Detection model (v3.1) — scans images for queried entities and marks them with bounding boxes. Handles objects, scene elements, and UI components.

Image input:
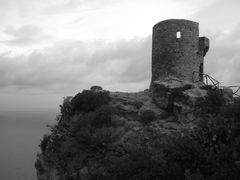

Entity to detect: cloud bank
[0,36,151,93]
[3,25,49,45]
[0,0,239,110]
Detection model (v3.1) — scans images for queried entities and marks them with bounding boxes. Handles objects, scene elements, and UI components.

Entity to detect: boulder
[151,78,208,122]
[138,99,167,119]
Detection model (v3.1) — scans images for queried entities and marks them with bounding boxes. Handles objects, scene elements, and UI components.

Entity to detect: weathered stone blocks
[150,19,209,89]
[150,19,210,121]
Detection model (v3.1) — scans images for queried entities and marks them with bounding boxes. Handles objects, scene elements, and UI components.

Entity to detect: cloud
[204,24,240,86]
[2,22,240,94]
[0,0,44,21]
[0,36,151,93]
[0,0,238,110]
[43,0,151,15]
[190,0,240,86]
[2,25,50,46]
[192,0,240,35]
[43,0,86,14]
[43,0,102,14]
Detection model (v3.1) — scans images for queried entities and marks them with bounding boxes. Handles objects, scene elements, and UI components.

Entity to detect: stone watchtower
[150,19,209,88]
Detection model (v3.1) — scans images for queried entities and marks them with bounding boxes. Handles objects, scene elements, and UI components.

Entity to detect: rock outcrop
[151,78,208,122]
[35,82,215,180]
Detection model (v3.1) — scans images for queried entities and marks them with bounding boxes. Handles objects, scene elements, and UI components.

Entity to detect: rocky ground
[35,79,240,180]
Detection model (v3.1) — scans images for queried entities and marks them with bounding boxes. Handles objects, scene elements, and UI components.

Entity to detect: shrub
[91,105,116,128]
[107,126,240,180]
[162,135,203,179]
[75,128,93,144]
[188,116,240,178]
[60,96,73,117]
[193,117,233,151]
[67,112,96,144]
[161,127,240,179]
[196,86,225,115]
[39,134,51,153]
[220,99,240,121]
[88,172,107,180]
[110,147,164,180]
[90,85,103,92]
[71,89,111,113]
[139,110,156,124]
[35,159,45,175]
[68,108,116,147]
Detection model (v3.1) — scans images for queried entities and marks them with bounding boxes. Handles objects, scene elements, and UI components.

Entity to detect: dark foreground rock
[35,84,240,180]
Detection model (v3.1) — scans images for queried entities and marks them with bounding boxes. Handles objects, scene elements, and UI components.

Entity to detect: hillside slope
[35,81,240,180]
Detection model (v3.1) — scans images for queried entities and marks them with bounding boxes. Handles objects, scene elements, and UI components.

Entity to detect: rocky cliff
[35,79,240,180]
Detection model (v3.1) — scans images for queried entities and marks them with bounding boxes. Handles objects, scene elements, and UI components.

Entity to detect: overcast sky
[0,0,240,110]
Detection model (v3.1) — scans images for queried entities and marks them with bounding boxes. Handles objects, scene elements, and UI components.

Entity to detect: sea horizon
[0,108,58,180]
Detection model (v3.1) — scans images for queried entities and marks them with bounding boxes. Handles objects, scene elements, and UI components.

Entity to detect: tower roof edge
[153,19,199,29]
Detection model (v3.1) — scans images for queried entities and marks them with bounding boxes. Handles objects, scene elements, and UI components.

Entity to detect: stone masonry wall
[150,19,209,88]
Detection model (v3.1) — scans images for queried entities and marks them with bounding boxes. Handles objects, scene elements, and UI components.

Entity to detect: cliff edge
[35,80,240,180]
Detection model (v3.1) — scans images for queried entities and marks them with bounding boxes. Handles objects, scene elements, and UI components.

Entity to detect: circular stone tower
[150,19,209,88]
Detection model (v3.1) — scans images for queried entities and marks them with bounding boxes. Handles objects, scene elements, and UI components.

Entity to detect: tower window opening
[176,31,181,38]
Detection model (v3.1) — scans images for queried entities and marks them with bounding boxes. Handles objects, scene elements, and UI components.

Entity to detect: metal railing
[220,86,240,97]
[192,71,240,97]
[192,71,220,88]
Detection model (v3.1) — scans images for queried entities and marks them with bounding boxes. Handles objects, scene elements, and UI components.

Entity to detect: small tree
[196,86,225,116]
[90,85,103,92]
[71,89,111,113]
[91,105,116,128]
[39,134,51,153]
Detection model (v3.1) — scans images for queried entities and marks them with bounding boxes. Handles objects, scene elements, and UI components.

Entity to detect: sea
[0,109,58,180]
